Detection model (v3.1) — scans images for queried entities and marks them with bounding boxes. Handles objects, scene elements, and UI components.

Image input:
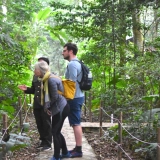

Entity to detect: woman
[34,61,71,160]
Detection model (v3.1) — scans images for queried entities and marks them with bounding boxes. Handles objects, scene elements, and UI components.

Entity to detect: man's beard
[64,55,70,61]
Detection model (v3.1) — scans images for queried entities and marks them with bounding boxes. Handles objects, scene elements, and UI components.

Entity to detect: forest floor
[6,114,42,160]
[5,112,144,160]
[81,114,142,160]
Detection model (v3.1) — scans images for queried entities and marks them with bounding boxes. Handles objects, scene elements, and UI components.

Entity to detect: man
[18,57,52,151]
[62,43,84,158]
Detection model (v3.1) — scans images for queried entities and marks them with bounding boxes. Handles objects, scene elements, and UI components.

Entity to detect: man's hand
[18,85,27,91]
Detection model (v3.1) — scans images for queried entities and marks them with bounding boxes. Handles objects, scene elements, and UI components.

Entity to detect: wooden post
[18,96,23,130]
[111,114,113,124]
[3,114,7,130]
[24,95,27,113]
[2,114,8,141]
[99,101,103,137]
[29,94,32,114]
[84,92,87,117]
[88,91,92,122]
[158,128,160,160]
[2,144,6,160]
[2,114,7,160]
[24,94,28,122]
[118,112,122,160]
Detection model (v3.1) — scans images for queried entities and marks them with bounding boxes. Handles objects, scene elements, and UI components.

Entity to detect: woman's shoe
[50,156,61,160]
[60,151,71,158]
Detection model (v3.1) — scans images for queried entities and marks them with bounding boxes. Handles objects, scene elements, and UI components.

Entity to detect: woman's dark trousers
[52,104,70,159]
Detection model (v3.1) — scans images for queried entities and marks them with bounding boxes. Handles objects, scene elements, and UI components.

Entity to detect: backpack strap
[69,59,82,81]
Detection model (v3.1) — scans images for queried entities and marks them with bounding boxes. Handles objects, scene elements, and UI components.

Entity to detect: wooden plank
[81,122,118,128]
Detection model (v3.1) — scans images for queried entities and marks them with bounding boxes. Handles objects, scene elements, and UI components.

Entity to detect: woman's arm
[48,78,59,105]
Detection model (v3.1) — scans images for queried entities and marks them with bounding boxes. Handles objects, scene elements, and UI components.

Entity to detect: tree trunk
[153,1,159,39]
[132,10,143,57]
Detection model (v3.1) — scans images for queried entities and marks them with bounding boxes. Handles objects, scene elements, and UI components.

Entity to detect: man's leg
[68,97,84,157]
[41,109,52,148]
[33,109,45,144]
[73,125,82,146]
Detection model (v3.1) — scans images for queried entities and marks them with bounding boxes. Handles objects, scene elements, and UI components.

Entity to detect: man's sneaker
[50,156,61,160]
[36,144,43,149]
[70,151,83,158]
[60,151,71,158]
[40,146,52,151]
[35,141,41,145]
[36,141,45,149]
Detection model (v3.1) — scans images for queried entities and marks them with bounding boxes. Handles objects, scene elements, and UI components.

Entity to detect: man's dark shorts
[67,97,84,126]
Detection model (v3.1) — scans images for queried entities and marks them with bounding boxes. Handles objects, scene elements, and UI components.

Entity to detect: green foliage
[142,108,160,123]
[6,0,43,22]
[10,144,27,152]
[48,1,160,159]
[32,7,51,21]
[142,95,159,101]
[0,0,159,159]
[0,1,48,128]
[135,143,157,160]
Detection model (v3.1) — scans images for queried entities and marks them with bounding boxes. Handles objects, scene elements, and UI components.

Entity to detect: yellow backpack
[49,75,76,100]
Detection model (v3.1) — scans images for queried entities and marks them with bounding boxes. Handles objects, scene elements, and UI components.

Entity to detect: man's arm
[67,63,78,82]
[18,82,35,94]
[18,76,36,94]
[24,81,35,94]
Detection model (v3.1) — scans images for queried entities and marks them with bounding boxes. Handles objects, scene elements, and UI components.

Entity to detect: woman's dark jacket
[24,76,42,109]
[48,76,67,116]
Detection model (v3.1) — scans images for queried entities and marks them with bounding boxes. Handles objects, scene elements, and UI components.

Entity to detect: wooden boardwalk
[35,119,117,160]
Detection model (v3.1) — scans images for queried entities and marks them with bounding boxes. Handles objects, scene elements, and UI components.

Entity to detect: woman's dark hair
[64,42,78,55]
[38,57,50,65]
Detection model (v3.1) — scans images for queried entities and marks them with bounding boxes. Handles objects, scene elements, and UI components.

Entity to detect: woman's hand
[44,108,52,116]
[44,102,52,116]
[44,101,50,109]
[46,109,52,116]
